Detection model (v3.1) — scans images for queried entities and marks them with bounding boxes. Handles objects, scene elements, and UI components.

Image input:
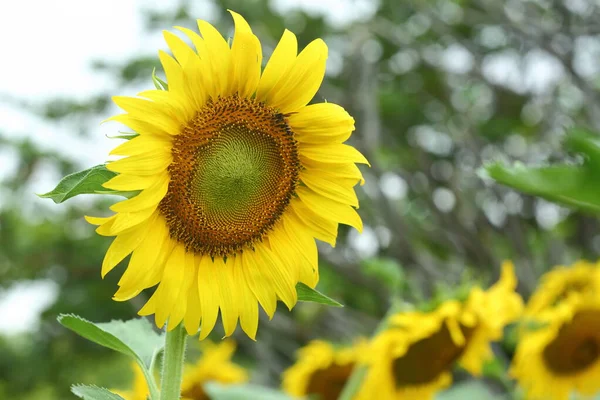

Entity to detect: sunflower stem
[338,301,403,400]
[160,322,187,400]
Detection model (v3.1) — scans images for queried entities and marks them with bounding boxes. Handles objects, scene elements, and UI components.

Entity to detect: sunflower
[86,10,367,340]
[511,294,600,400]
[282,339,365,400]
[180,340,248,400]
[525,260,600,316]
[356,262,523,400]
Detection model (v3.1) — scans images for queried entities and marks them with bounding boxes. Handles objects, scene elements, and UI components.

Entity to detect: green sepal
[152,67,168,91]
[296,282,343,307]
[38,165,138,203]
[106,131,139,140]
[71,385,125,400]
[484,129,600,214]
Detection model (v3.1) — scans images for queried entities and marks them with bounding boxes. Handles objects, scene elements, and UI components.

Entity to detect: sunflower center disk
[392,320,474,388]
[543,310,600,375]
[305,363,354,400]
[160,95,299,258]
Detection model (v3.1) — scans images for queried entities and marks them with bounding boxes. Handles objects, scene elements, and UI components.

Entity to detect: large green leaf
[296,282,343,307]
[204,383,298,400]
[71,385,125,400]
[58,314,164,370]
[38,164,127,203]
[485,129,600,214]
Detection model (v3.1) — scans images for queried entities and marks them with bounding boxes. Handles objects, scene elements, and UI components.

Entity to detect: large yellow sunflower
[356,262,523,400]
[511,294,600,400]
[282,339,365,400]
[86,11,367,340]
[113,341,246,400]
[525,260,600,316]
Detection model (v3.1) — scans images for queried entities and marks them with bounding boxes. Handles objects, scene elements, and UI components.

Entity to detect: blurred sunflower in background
[86,10,367,340]
[356,262,522,400]
[525,260,600,316]
[112,341,246,400]
[282,339,365,400]
[180,340,247,400]
[511,294,600,400]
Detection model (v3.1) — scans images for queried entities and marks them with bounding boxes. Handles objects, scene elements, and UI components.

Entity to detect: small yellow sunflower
[356,262,523,400]
[113,341,246,400]
[511,294,600,400]
[180,340,248,400]
[112,362,149,400]
[525,260,600,316]
[282,339,365,400]
[86,10,367,339]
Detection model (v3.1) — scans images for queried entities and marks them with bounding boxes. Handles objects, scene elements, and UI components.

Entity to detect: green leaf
[71,385,125,400]
[38,165,118,203]
[436,381,502,400]
[58,314,164,370]
[204,383,298,400]
[296,282,343,307]
[484,129,600,214]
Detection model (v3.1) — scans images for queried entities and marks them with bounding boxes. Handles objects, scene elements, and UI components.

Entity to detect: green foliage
[38,165,120,203]
[71,385,125,400]
[204,383,297,400]
[296,283,343,307]
[486,130,600,214]
[58,315,164,370]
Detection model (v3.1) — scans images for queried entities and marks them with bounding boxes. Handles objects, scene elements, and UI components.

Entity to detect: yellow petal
[289,199,338,246]
[300,170,359,207]
[197,19,231,95]
[106,113,180,137]
[256,245,297,310]
[110,173,169,212]
[198,255,220,340]
[101,215,155,277]
[84,215,113,226]
[103,173,158,191]
[167,250,196,331]
[242,250,277,318]
[296,186,363,233]
[115,215,169,293]
[228,11,262,98]
[112,96,188,126]
[163,31,208,110]
[288,103,354,144]
[233,256,258,339]
[106,206,158,236]
[302,159,365,185]
[155,245,187,328]
[213,257,239,337]
[281,216,319,287]
[107,150,172,176]
[299,143,370,166]
[184,265,202,336]
[256,29,297,103]
[265,39,327,113]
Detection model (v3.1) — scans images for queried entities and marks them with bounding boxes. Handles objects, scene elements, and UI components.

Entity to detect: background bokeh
[2,0,600,398]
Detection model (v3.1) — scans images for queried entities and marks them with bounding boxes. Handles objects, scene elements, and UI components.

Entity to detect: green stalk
[338,302,403,400]
[159,323,187,400]
[141,364,160,400]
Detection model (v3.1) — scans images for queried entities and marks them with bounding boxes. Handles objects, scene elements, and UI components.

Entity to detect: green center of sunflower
[305,362,354,400]
[392,320,474,387]
[543,309,600,375]
[159,95,299,258]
